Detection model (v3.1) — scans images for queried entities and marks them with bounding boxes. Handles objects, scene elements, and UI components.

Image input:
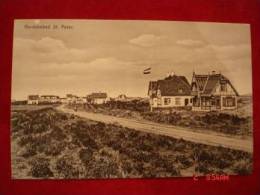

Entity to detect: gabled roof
[192,72,239,96]
[149,75,191,96]
[88,92,107,99]
[41,95,59,98]
[193,75,208,91]
[28,95,39,100]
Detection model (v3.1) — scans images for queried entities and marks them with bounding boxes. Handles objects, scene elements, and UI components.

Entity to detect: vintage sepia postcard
[11,19,253,179]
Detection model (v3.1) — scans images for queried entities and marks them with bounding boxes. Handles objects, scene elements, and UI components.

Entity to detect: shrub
[131,162,144,174]
[106,140,122,151]
[17,135,34,146]
[121,160,133,174]
[56,157,80,178]
[175,154,193,168]
[215,158,232,169]
[79,148,93,164]
[23,121,49,134]
[198,150,215,162]
[196,162,211,174]
[80,136,98,149]
[85,156,121,178]
[30,158,53,178]
[49,126,67,141]
[58,113,68,120]
[232,160,252,175]
[174,139,188,151]
[44,142,66,156]
[21,143,37,158]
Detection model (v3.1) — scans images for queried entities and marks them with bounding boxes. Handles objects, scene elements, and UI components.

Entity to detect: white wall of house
[60,98,68,104]
[93,98,107,104]
[27,100,39,105]
[39,97,60,104]
[213,82,237,96]
[67,96,78,104]
[191,95,237,111]
[150,96,192,108]
[75,97,86,104]
[213,82,238,110]
[221,96,237,110]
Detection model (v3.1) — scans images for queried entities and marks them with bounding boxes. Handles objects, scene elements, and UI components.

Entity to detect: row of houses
[27,95,60,105]
[148,71,239,111]
[27,93,109,105]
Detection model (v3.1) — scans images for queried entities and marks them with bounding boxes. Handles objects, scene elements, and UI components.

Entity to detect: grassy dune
[69,97,252,137]
[11,107,252,179]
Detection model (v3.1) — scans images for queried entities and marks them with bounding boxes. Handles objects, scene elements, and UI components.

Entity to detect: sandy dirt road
[57,106,253,153]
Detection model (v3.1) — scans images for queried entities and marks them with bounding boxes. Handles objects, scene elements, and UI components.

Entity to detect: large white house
[27,95,39,105]
[39,95,60,104]
[148,75,192,110]
[66,94,79,104]
[87,92,108,104]
[27,94,61,104]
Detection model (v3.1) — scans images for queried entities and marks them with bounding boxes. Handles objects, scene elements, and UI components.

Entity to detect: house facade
[39,95,60,104]
[148,75,192,110]
[87,92,108,104]
[191,71,239,111]
[66,94,79,104]
[60,97,67,104]
[27,95,61,105]
[75,97,87,104]
[27,95,39,104]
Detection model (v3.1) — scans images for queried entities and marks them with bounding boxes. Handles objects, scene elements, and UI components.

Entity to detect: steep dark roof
[149,75,191,96]
[203,74,222,94]
[88,92,107,99]
[194,75,208,91]
[28,95,39,100]
[41,95,59,98]
[193,73,239,96]
[178,76,190,87]
[148,81,158,91]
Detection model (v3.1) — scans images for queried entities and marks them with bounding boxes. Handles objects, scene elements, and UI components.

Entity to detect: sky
[12,20,252,100]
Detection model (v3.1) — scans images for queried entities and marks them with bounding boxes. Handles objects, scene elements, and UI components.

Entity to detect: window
[164,98,171,105]
[178,88,183,93]
[175,97,181,105]
[192,85,196,91]
[223,97,235,107]
[157,89,161,96]
[193,97,200,107]
[185,98,189,106]
[157,98,162,106]
[220,83,227,92]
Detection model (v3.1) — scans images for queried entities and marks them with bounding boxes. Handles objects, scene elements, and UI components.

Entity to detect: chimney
[212,70,216,75]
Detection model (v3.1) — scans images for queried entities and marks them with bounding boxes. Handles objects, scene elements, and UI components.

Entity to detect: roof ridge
[176,76,191,89]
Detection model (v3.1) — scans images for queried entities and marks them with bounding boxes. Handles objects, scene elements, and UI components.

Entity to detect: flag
[143,67,151,74]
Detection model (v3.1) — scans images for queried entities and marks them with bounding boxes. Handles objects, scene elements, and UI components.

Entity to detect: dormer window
[178,88,183,93]
[192,84,196,91]
[157,89,161,96]
[220,83,227,92]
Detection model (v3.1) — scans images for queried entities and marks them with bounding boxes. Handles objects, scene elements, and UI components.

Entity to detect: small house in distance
[148,75,192,110]
[40,95,60,104]
[27,95,39,104]
[87,92,108,104]
[191,71,239,111]
[115,94,127,101]
[66,94,78,104]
